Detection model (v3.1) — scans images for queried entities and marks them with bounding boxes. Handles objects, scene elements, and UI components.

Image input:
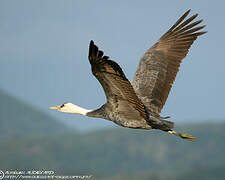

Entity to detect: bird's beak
[49,106,60,110]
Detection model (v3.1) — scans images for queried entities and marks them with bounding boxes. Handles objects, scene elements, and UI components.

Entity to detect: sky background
[0,0,224,131]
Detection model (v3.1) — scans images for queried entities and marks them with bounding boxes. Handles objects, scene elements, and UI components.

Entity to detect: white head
[49,102,92,116]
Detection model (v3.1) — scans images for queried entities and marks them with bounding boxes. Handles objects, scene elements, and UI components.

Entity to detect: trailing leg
[167,130,196,141]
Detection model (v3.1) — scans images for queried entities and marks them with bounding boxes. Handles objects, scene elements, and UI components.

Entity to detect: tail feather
[168,130,196,141]
[148,116,174,130]
[161,119,174,129]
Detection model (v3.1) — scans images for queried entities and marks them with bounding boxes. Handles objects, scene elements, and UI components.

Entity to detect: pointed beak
[49,106,60,110]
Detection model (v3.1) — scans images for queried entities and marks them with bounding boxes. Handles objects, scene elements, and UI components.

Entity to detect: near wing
[131,9,207,114]
[89,40,146,119]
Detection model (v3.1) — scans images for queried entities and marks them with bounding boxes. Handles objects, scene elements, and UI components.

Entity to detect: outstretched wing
[131,9,207,114]
[88,40,146,119]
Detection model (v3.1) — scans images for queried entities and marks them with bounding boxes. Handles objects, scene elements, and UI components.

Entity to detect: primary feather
[131,9,206,114]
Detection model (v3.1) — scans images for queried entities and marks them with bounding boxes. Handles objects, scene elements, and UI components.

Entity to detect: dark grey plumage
[52,10,207,141]
[87,40,174,131]
[88,40,150,129]
[131,9,206,115]
[87,10,206,141]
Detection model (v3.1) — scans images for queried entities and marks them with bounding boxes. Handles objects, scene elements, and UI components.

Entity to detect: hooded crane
[50,10,206,141]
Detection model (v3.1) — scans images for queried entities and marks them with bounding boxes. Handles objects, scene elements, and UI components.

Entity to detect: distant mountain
[0,121,225,180]
[0,90,70,137]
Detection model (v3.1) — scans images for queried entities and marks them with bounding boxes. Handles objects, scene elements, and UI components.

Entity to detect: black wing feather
[88,40,147,119]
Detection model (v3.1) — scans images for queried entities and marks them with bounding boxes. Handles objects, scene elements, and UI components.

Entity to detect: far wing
[131,9,207,114]
[89,40,146,119]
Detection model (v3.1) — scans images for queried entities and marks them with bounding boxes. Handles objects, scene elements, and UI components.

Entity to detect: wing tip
[89,40,94,49]
[186,9,191,15]
[198,31,208,35]
[90,40,94,45]
[192,13,199,19]
[89,40,98,60]
[183,9,192,18]
[89,40,107,61]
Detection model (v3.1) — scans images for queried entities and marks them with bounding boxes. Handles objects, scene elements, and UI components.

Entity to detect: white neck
[60,103,93,116]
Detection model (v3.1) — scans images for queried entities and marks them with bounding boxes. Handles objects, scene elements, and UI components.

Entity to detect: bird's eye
[60,104,65,108]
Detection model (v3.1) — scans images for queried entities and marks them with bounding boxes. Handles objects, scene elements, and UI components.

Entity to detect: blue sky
[0,0,224,130]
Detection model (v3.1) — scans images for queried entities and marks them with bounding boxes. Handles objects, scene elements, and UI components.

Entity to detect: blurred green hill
[0,90,224,179]
[0,90,70,137]
[1,124,225,179]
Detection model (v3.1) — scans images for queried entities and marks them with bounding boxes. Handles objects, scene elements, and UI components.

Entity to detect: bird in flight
[50,9,206,141]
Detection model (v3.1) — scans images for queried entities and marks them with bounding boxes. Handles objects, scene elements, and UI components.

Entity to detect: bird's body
[87,104,151,129]
[50,10,206,141]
